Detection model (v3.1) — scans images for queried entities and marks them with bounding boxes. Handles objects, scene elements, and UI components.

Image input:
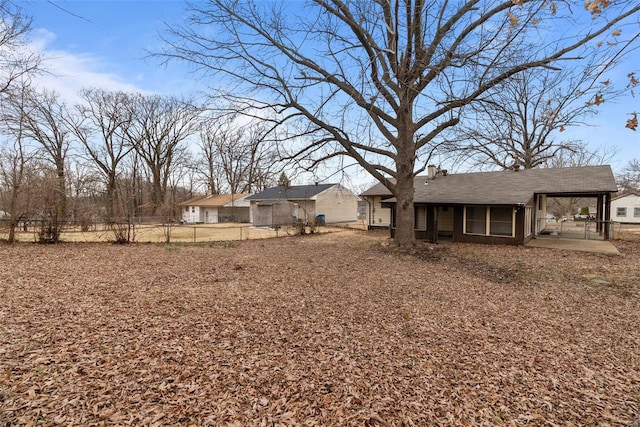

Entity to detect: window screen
[490,207,513,236]
[466,206,486,234]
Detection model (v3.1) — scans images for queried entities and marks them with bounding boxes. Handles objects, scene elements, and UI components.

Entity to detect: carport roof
[361,165,617,205]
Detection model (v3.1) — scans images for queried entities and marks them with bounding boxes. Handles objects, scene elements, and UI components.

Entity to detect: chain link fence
[0,218,356,243]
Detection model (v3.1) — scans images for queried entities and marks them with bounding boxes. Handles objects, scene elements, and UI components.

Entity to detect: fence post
[558,220,562,239]
[584,221,588,240]
[193,226,196,243]
[239,226,242,241]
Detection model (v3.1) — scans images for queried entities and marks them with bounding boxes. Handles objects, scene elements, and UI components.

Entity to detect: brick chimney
[427,165,438,179]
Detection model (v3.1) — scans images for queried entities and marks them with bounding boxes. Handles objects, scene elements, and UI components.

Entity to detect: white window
[635,207,640,218]
[616,207,627,217]
[464,206,515,237]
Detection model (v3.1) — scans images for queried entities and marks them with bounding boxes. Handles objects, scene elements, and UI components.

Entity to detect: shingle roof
[612,192,640,201]
[361,166,617,205]
[178,193,249,207]
[245,184,337,201]
[177,195,208,206]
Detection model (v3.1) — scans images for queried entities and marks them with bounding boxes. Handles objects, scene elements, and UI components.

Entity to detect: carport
[535,190,613,240]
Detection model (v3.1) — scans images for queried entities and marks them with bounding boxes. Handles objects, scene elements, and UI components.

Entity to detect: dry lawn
[4,222,368,243]
[1,230,639,426]
[5,223,303,244]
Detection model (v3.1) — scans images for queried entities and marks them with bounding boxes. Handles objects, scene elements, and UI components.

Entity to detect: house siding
[182,206,199,223]
[611,194,640,223]
[203,207,219,223]
[315,186,358,223]
[534,194,547,235]
[294,200,316,223]
[365,196,391,228]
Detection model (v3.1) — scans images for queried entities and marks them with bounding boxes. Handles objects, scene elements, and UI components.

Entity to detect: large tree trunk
[393,168,416,247]
[106,175,116,221]
[393,110,417,247]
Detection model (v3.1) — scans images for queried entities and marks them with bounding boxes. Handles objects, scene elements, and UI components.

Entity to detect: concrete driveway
[525,236,620,255]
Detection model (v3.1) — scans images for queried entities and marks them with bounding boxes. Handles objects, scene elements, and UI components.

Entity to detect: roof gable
[612,192,640,202]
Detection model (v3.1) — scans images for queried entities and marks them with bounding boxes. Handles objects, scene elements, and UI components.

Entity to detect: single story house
[361,165,617,245]
[177,193,250,224]
[246,183,358,227]
[611,193,640,223]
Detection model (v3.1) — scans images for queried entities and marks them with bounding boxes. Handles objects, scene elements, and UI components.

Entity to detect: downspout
[532,194,539,237]
[604,193,612,240]
[364,197,372,229]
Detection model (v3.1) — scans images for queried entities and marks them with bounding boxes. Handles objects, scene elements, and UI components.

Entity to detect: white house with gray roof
[611,193,640,224]
[246,183,358,227]
[361,165,617,245]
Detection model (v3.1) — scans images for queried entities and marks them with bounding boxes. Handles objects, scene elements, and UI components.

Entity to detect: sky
[22,0,196,98]
[16,0,640,185]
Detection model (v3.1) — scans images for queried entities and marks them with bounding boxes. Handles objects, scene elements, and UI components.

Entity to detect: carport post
[596,194,603,235]
[604,193,612,240]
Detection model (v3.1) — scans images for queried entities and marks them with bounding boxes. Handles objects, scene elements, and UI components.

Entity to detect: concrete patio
[525,236,620,255]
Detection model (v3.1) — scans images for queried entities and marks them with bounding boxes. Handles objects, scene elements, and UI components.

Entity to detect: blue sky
[18,0,640,181]
[23,0,196,97]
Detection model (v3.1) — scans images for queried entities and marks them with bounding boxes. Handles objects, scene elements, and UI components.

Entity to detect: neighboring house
[611,193,640,223]
[177,193,250,224]
[246,183,358,227]
[361,165,617,245]
[360,185,392,229]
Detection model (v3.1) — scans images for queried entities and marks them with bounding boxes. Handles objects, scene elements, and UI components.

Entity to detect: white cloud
[27,29,147,104]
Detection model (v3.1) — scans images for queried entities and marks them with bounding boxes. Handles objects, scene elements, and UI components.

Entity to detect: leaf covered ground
[1,230,639,426]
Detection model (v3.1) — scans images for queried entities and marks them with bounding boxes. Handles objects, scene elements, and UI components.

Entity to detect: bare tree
[66,159,102,231]
[0,80,36,242]
[0,1,40,95]
[542,144,618,169]
[162,0,640,246]
[71,88,135,221]
[197,115,277,194]
[617,159,640,194]
[455,44,638,171]
[125,93,200,215]
[19,89,72,242]
[196,116,228,195]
